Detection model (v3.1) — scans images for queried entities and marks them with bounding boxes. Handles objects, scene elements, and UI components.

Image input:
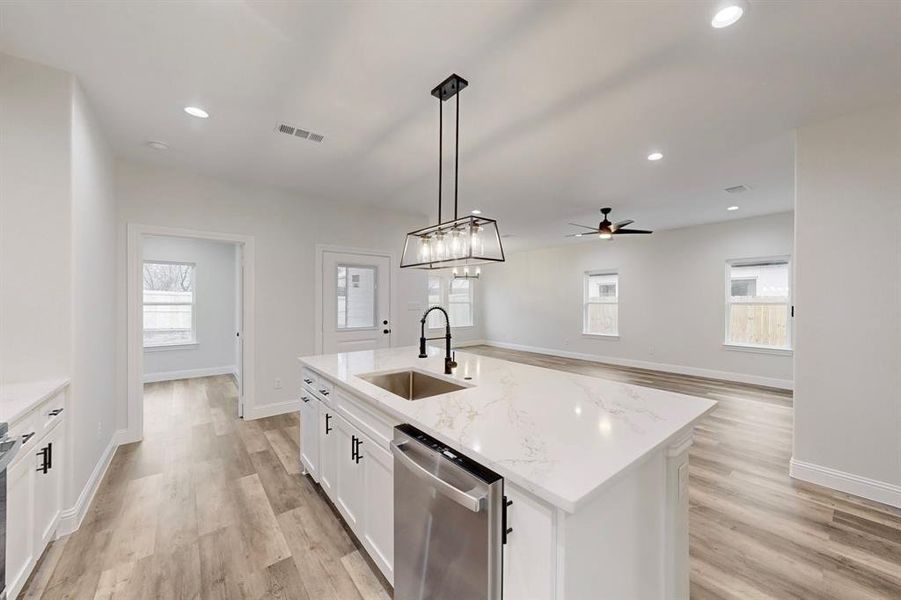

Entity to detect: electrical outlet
[274,378,282,390]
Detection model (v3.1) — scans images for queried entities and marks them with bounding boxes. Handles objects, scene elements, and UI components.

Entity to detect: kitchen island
[298,346,715,599]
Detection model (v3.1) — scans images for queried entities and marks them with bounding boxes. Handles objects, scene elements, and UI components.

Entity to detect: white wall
[142,235,237,382]
[115,161,433,425]
[792,102,901,507]
[70,80,118,508]
[479,212,795,388]
[0,54,72,382]
[1,54,118,520]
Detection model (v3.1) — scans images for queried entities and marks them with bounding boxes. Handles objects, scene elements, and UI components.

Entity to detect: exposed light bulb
[599,232,613,240]
[711,0,747,28]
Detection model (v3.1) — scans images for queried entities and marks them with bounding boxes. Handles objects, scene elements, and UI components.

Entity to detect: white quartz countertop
[299,346,716,513]
[0,378,70,425]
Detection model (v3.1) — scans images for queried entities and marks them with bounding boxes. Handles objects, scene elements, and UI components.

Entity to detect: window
[726,258,791,349]
[427,275,474,328]
[583,271,618,336]
[143,261,196,347]
[337,265,376,329]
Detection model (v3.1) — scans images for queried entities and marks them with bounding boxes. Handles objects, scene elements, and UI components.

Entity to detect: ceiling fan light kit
[400,74,505,270]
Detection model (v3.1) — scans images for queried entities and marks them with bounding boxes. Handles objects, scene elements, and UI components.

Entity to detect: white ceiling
[2,1,900,249]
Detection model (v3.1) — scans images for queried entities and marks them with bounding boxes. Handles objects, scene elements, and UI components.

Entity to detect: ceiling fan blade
[565,230,598,237]
[612,219,633,231]
[568,222,601,231]
[613,228,653,235]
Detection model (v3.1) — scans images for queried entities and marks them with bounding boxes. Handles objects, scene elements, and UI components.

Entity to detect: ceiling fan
[566,208,653,240]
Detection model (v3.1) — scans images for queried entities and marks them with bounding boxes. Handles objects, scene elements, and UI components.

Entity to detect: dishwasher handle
[391,440,486,513]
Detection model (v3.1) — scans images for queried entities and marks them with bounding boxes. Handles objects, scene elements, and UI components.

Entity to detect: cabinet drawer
[301,367,319,392]
[333,387,397,449]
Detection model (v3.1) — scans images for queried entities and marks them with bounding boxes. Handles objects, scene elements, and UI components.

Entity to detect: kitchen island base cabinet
[298,395,319,480]
[300,353,704,600]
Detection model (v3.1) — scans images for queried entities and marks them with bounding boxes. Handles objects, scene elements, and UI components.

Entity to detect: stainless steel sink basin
[358,370,467,401]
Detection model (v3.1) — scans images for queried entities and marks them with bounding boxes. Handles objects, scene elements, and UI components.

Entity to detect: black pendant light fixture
[400,74,505,270]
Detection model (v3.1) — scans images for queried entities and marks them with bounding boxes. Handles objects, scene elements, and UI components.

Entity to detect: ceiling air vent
[275,122,324,144]
[724,184,750,194]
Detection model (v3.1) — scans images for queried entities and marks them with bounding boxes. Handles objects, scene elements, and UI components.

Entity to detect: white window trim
[427,275,475,330]
[724,255,792,351]
[583,269,619,338]
[142,260,198,349]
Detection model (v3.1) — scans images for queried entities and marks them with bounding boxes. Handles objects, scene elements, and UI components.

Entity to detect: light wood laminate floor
[22,347,901,599]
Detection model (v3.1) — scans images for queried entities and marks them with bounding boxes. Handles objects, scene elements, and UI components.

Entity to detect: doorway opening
[126,224,255,443]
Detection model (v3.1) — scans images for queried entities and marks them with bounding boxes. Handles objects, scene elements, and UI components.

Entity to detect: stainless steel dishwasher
[391,424,506,600]
[0,423,22,600]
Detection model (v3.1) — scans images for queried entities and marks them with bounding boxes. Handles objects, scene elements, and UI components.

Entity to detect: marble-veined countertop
[299,346,716,513]
[0,378,70,426]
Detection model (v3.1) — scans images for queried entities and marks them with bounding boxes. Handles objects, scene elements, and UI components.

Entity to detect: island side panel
[561,450,670,600]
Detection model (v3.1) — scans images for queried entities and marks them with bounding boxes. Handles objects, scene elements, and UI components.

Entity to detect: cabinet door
[362,439,394,583]
[318,407,337,499]
[502,484,556,600]
[6,452,35,599]
[33,423,64,550]
[334,415,365,532]
[299,395,319,481]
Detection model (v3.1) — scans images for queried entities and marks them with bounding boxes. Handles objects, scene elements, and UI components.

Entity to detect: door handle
[390,441,485,512]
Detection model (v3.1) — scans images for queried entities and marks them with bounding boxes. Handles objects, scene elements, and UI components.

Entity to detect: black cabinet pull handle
[354,437,363,464]
[325,413,332,434]
[36,446,49,474]
[48,408,64,417]
[351,435,358,461]
[301,396,310,403]
[303,378,313,384]
[319,389,330,396]
[48,441,53,470]
[22,431,35,444]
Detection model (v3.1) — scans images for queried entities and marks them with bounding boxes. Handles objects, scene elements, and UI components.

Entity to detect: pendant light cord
[438,98,443,224]
[454,90,459,221]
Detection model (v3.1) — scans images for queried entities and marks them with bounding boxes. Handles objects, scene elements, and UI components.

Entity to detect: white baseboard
[57,428,126,536]
[479,340,794,390]
[244,399,299,421]
[143,365,237,383]
[452,339,488,348]
[790,458,901,509]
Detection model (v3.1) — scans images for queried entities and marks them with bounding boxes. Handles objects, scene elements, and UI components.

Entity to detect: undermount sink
[358,369,467,401]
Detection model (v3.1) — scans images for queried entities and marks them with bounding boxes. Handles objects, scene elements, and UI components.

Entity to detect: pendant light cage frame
[400,215,504,270]
[400,73,506,270]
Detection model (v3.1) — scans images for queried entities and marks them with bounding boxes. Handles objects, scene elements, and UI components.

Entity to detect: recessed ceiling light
[184,106,209,119]
[146,140,169,151]
[471,209,482,215]
[711,0,747,28]
[727,205,740,211]
[647,152,663,161]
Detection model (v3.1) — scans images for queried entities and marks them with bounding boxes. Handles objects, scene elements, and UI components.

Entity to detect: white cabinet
[318,405,338,500]
[334,415,365,532]
[298,394,319,481]
[502,483,556,600]
[33,422,65,550]
[5,452,35,598]
[5,387,67,600]
[361,438,394,581]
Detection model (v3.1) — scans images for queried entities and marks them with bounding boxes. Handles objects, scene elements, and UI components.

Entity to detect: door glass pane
[337,265,376,329]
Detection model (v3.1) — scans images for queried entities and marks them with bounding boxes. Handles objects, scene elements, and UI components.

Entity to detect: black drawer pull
[301,396,310,403]
[21,431,35,444]
[319,389,330,396]
[48,408,64,417]
[303,378,313,384]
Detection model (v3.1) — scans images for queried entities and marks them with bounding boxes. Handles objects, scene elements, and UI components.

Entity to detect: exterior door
[322,250,391,354]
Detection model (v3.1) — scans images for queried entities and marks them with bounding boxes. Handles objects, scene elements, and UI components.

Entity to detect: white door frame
[126,223,255,444]
[315,244,395,354]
